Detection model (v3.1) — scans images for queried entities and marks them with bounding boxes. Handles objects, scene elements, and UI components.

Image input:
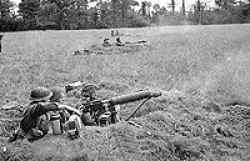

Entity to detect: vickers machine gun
[78,90,161,126]
[65,82,161,126]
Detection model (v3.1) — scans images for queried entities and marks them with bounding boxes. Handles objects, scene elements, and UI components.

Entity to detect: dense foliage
[189,0,250,25]
[0,0,250,31]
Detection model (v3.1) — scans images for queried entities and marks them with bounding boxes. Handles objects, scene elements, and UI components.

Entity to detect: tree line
[1,0,250,32]
[189,0,250,25]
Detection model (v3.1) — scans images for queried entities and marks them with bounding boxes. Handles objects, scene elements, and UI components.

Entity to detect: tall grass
[1,25,250,105]
[1,24,250,161]
[200,52,250,105]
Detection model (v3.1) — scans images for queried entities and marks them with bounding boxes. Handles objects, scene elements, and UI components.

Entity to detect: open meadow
[1,24,250,161]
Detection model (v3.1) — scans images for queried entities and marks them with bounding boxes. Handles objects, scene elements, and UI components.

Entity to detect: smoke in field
[155,15,193,26]
[198,52,250,105]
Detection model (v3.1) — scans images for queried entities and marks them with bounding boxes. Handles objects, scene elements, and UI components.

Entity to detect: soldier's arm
[33,102,60,117]
[58,104,81,116]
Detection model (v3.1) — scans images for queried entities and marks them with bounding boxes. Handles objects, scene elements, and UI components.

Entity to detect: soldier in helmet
[50,87,69,126]
[77,84,97,126]
[9,87,80,142]
[115,37,125,46]
[103,38,112,47]
[49,87,82,139]
[78,84,120,126]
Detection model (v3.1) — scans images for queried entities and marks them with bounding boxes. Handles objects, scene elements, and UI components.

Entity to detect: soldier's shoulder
[38,101,55,105]
[28,102,57,110]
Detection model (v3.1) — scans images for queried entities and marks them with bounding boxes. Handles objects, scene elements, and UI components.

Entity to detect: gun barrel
[109,91,161,105]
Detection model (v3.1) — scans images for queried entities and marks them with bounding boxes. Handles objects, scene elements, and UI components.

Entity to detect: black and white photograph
[1,0,250,160]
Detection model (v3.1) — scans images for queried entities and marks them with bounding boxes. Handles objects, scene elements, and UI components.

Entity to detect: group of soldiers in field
[3,29,151,143]
[103,30,125,47]
[8,84,120,142]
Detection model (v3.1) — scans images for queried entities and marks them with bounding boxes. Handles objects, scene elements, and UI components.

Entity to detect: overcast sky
[11,0,215,11]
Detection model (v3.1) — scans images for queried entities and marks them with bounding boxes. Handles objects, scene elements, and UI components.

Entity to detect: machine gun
[79,90,161,126]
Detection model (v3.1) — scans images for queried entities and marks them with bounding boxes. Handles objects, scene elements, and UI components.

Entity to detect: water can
[50,114,62,135]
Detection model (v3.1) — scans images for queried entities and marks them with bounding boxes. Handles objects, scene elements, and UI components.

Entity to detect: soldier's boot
[26,128,44,142]
[8,129,25,143]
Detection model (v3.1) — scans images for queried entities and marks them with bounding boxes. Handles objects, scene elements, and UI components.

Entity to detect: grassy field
[1,24,250,161]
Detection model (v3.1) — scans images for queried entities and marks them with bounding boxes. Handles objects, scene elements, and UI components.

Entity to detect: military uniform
[49,87,81,139]
[78,98,97,126]
[20,101,59,141]
[9,87,60,142]
[78,84,120,126]
[78,85,97,126]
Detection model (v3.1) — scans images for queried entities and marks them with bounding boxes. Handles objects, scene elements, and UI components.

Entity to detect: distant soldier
[103,38,112,47]
[115,30,119,36]
[111,30,119,37]
[116,37,125,46]
[0,35,3,53]
[111,30,115,37]
[8,87,80,142]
